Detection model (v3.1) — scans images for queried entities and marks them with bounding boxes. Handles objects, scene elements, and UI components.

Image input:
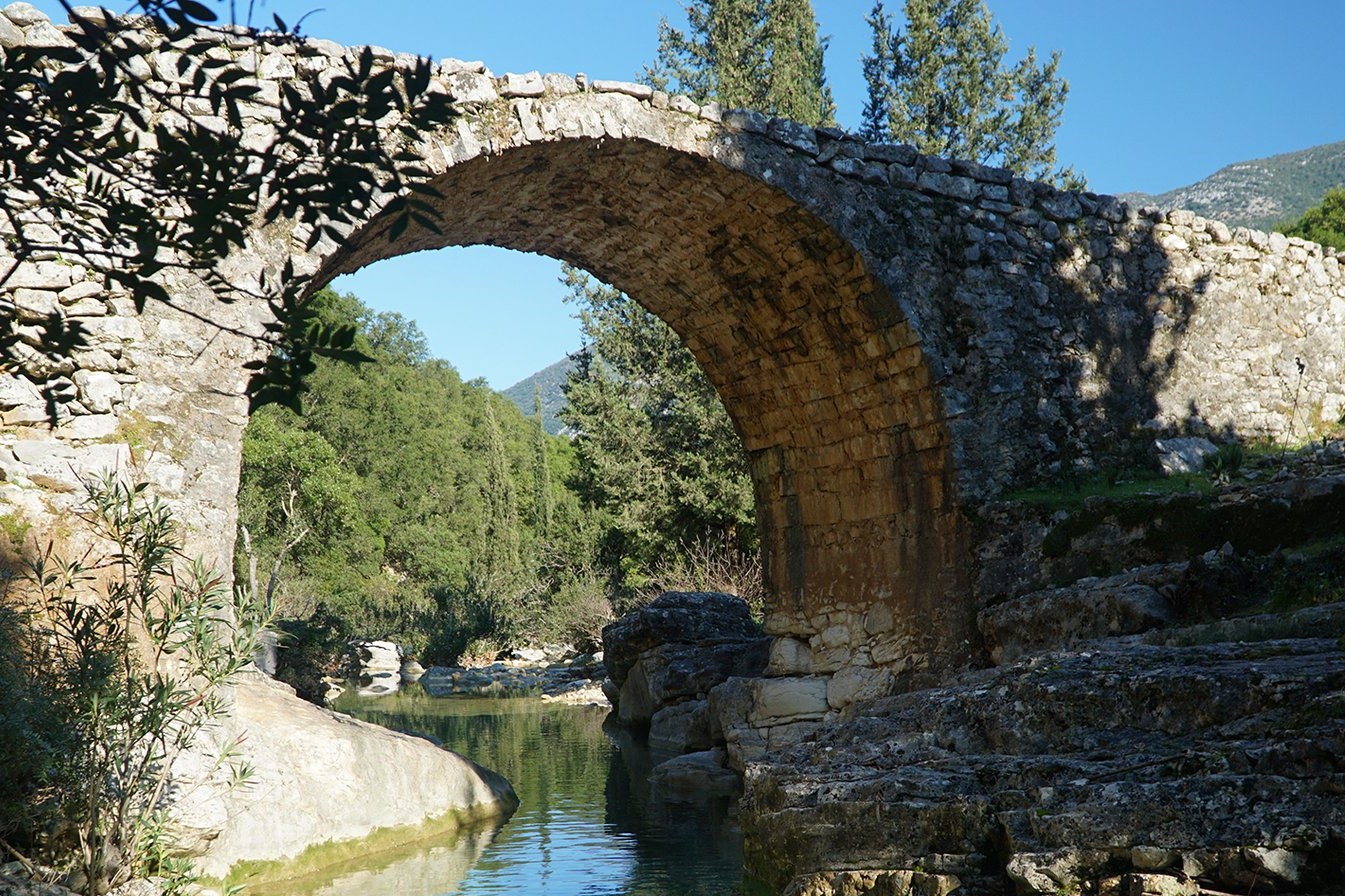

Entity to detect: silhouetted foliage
[1,0,457,412]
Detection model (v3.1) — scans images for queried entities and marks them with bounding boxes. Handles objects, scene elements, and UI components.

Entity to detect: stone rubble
[416,649,607,703]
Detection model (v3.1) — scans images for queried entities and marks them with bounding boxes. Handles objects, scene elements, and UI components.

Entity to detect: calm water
[252,690,765,896]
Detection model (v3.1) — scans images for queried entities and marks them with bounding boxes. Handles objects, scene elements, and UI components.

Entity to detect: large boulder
[648,748,741,798]
[617,637,771,726]
[649,700,713,755]
[602,591,762,686]
[977,573,1172,664]
[170,671,518,879]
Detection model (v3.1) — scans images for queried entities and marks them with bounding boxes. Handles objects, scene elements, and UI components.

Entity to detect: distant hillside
[1120,140,1345,231]
[502,354,579,435]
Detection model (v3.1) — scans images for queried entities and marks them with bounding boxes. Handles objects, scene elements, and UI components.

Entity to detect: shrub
[1206,442,1245,482]
[7,475,264,895]
[638,533,765,618]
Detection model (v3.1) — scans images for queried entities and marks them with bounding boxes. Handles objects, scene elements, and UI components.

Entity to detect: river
[245,689,767,896]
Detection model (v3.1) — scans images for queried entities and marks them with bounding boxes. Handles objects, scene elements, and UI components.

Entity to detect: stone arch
[24,23,1345,685]
[309,121,970,669]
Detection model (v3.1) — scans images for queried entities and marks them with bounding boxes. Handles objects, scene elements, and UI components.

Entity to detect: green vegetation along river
[247,690,765,896]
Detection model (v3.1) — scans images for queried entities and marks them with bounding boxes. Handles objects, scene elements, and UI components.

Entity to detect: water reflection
[243,826,498,896]
[292,690,764,896]
[603,719,747,896]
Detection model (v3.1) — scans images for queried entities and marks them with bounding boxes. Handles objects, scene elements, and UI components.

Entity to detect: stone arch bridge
[4,10,1345,692]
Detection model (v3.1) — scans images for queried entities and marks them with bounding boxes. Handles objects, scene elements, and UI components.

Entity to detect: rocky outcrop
[978,565,1177,664]
[616,639,772,727]
[602,591,764,686]
[348,639,403,696]
[602,591,770,729]
[648,749,741,798]
[975,462,1345,605]
[170,672,518,880]
[602,591,771,791]
[741,618,1345,895]
[418,649,605,700]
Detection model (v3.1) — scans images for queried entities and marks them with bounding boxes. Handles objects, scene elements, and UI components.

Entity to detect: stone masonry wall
[3,3,1345,709]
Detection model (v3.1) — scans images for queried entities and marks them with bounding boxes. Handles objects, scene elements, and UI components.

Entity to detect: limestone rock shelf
[741,629,1345,895]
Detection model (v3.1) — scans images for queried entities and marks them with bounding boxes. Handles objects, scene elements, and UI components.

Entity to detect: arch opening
[314,134,969,662]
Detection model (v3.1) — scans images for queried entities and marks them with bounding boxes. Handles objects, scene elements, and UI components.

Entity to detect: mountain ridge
[501,354,579,435]
[1119,139,1345,232]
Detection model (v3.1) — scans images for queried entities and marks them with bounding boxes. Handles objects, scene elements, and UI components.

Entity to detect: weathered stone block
[13,287,59,319]
[826,666,894,709]
[602,591,762,685]
[648,748,739,797]
[499,71,544,97]
[649,699,712,755]
[59,413,117,441]
[591,79,652,100]
[767,637,813,676]
[978,580,1170,665]
[446,70,496,104]
[749,677,828,724]
[1098,874,1198,896]
[0,373,43,410]
[73,370,122,413]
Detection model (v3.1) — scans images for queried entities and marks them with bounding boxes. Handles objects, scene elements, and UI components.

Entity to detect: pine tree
[644,0,834,127]
[861,0,1080,185]
[559,265,756,595]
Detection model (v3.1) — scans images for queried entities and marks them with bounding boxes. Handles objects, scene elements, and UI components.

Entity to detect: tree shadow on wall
[907,184,1333,494]
[0,7,457,419]
[1039,204,1215,478]
[1037,203,1337,483]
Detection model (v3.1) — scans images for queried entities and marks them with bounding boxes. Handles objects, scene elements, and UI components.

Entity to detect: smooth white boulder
[172,672,517,879]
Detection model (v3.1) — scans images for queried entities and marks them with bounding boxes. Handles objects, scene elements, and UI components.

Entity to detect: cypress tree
[479,398,521,581]
[860,2,899,141]
[531,387,554,539]
[763,0,836,125]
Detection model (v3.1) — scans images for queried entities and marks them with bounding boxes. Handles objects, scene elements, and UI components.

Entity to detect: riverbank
[336,642,610,706]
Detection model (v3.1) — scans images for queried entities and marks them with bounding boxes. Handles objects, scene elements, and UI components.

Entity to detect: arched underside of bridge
[315,136,970,655]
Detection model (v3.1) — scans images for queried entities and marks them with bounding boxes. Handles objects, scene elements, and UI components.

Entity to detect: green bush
[6,475,264,895]
[1206,442,1245,482]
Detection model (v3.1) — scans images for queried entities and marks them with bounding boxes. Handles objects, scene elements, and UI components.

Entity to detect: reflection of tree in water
[603,718,766,896]
[353,695,614,820]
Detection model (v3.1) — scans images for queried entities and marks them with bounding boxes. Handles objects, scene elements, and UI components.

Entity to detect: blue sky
[33,1,1345,387]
